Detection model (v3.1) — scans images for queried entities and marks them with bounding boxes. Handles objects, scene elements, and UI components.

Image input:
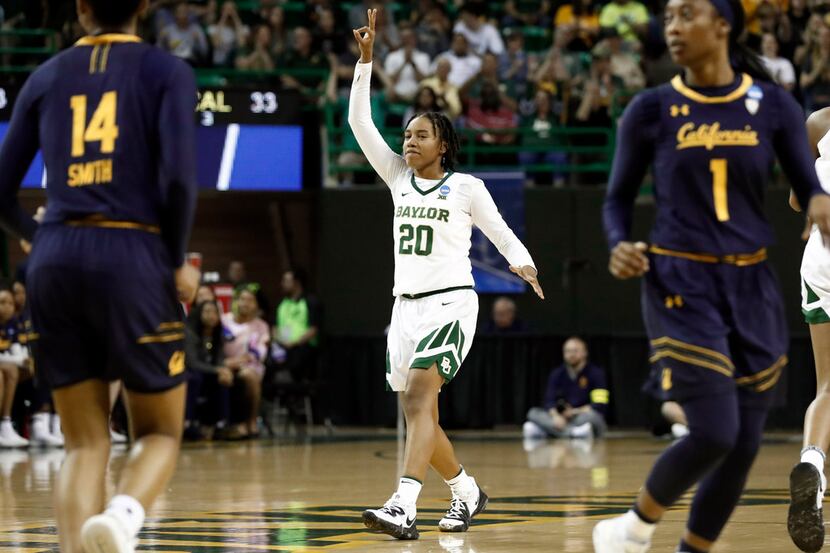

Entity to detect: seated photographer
[524,337,609,439]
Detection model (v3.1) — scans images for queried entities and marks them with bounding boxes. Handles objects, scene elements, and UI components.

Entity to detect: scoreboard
[0,83,305,191]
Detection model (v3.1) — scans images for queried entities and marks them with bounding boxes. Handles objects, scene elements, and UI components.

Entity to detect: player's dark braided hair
[724,0,773,82]
[87,0,143,27]
[405,111,461,172]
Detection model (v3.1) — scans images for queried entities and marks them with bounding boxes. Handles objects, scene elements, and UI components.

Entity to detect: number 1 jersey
[604,73,823,255]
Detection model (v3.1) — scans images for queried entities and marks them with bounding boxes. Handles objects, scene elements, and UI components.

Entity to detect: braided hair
[405,111,461,172]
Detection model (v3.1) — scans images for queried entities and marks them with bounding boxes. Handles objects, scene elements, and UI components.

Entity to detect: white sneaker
[439,481,489,532]
[593,516,651,553]
[30,415,63,447]
[569,422,594,440]
[362,496,418,540]
[522,421,547,439]
[81,513,137,553]
[110,429,128,444]
[50,414,64,444]
[671,423,689,439]
[0,424,29,448]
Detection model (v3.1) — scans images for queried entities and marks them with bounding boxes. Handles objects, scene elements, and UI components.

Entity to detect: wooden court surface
[0,432,814,552]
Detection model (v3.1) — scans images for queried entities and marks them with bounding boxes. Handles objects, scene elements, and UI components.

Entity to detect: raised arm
[347,8,408,187]
[470,181,544,299]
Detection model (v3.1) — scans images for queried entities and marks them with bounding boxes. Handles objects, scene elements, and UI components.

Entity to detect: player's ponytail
[406,112,461,172]
[723,0,773,81]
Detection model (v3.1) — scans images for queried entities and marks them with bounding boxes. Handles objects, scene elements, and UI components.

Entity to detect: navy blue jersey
[542,362,609,416]
[0,34,197,266]
[604,74,824,255]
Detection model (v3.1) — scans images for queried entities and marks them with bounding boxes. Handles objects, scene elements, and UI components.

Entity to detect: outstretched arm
[471,182,544,299]
[347,8,408,188]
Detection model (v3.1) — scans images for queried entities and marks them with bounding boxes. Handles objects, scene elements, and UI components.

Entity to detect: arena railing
[0,29,60,72]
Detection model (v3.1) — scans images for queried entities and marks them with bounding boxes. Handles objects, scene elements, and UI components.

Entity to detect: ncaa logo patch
[438,184,451,200]
[745,85,763,115]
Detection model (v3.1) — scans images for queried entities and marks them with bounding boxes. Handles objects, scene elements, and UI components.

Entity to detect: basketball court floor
[0,432,811,552]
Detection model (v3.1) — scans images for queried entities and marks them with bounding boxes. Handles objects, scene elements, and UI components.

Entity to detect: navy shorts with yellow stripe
[26,225,186,393]
[642,251,788,406]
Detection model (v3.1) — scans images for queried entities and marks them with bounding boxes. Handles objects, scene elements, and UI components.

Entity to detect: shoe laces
[380,499,407,517]
[444,496,470,520]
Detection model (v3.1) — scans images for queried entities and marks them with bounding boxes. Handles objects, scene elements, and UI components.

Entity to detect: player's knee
[690,423,739,459]
[402,387,434,418]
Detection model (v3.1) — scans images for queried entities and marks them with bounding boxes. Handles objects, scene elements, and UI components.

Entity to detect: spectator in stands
[499,32,531,98]
[413,2,451,59]
[278,26,329,102]
[272,269,321,384]
[463,53,520,111]
[520,90,569,187]
[601,27,646,92]
[795,12,825,69]
[465,81,519,149]
[370,3,402,61]
[312,7,345,56]
[742,0,764,51]
[762,32,796,91]
[502,0,553,28]
[779,0,810,60]
[420,58,463,118]
[453,5,505,56]
[266,5,288,58]
[222,286,269,439]
[235,24,275,71]
[157,2,209,65]
[574,45,622,127]
[801,22,830,111]
[196,284,217,307]
[403,86,444,125]
[523,337,609,439]
[184,300,231,440]
[534,27,587,95]
[384,24,432,103]
[554,0,602,51]
[434,33,483,88]
[482,296,527,333]
[0,288,27,447]
[207,0,249,67]
[226,260,270,322]
[598,0,650,47]
[348,0,375,30]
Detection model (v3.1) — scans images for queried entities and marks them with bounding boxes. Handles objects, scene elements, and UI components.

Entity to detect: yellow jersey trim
[650,336,735,370]
[649,246,767,267]
[157,322,185,331]
[66,217,161,234]
[670,73,754,104]
[649,350,734,378]
[734,355,787,385]
[99,43,112,72]
[755,365,784,392]
[88,45,100,74]
[137,332,185,345]
[76,34,142,46]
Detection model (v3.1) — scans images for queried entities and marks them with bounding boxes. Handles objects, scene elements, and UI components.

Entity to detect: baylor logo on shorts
[441,356,452,375]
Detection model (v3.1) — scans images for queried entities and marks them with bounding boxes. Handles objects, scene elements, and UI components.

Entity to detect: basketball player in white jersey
[789,107,830,552]
[349,9,545,540]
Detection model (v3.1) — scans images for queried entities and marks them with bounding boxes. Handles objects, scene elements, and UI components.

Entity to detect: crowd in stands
[3,0,826,185]
[0,259,323,447]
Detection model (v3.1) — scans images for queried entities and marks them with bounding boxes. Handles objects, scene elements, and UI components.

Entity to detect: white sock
[802,446,826,480]
[105,495,145,537]
[623,510,656,543]
[0,418,13,434]
[393,477,422,506]
[445,466,477,500]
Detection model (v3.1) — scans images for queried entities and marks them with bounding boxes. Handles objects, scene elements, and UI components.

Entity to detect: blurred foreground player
[0,1,199,551]
[595,0,830,550]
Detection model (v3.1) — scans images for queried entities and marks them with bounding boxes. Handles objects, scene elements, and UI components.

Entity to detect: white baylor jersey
[801,128,830,323]
[348,61,535,297]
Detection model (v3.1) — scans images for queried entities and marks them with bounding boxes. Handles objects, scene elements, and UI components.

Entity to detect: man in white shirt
[384,25,432,102]
[433,34,483,89]
[452,6,505,56]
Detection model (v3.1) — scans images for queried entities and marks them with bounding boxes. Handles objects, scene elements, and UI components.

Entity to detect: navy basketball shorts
[642,254,788,407]
[26,225,186,393]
